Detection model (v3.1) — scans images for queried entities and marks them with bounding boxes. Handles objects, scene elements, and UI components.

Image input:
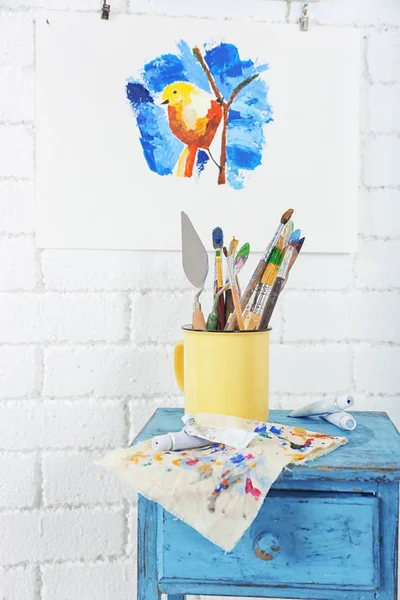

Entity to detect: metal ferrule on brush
[254,284,272,315]
[278,246,294,279]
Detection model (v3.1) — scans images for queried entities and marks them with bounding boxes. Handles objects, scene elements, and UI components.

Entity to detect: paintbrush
[212,227,225,330]
[281,237,305,290]
[243,247,283,330]
[225,208,293,330]
[280,220,294,249]
[228,236,239,261]
[223,247,245,331]
[224,241,249,323]
[207,283,229,331]
[259,237,305,330]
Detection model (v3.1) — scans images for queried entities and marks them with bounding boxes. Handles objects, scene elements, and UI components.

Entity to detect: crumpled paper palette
[101,415,346,551]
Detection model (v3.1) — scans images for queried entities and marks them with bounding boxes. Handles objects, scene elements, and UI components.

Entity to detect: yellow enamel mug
[174,326,270,421]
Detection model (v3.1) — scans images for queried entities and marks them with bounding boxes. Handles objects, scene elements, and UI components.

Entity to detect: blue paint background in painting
[126,40,272,188]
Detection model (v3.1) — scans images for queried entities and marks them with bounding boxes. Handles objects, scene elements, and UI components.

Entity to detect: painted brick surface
[0,566,35,600]
[0,237,37,291]
[0,453,37,508]
[359,189,400,238]
[0,182,35,233]
[0,400,127,450]
[42,561,136,600]
[0,345,37,398]
[0,508,125,564]
[42,450,137,506]
[0,293,128,343]
[0,0,399,598]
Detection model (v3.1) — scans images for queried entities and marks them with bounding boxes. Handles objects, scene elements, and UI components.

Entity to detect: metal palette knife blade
[181,212,209,290]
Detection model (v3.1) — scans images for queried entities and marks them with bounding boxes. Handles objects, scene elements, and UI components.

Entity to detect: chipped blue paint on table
[133,409,400,599]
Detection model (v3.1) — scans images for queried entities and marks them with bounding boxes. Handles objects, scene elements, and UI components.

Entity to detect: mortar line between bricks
[33,564,42,600]
[1,555,135,570]
[0,504,126,515]
[34,346,44,398]
[124,292,132,342]
[0,176,34,183]
[34,451,44,509]
[0,335,399,349]
[122,499,130,557]
[350,345,356,392]
[0,446,129,454]
[125,11,288,24]
[284,0,291,24]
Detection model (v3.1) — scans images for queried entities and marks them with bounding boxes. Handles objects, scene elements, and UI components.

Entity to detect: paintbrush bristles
[281,208,294,225]
[212,227,223,248]
[261,262,279,286]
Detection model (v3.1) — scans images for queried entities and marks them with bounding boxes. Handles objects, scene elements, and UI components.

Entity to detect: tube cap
[336,395,354,411]
[181,413,195,426]
[152,434,173,451]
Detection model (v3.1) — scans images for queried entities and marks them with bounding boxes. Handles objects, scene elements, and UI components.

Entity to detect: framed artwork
[36,13,360,252]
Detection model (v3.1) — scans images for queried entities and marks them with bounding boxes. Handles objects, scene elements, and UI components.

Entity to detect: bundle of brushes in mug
[181,209,305,332]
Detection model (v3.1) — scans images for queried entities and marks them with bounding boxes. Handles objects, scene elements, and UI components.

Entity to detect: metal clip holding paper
[101,0,110,19]
[300,2,309,31]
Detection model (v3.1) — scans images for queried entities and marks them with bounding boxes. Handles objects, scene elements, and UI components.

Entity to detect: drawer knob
[254,532,281,561]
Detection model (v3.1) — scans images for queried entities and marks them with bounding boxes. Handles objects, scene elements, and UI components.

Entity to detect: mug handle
[174,340,184,391]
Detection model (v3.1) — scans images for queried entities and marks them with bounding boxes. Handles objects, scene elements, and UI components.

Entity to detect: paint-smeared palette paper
[36,13,360,252]
[101,418,346,551]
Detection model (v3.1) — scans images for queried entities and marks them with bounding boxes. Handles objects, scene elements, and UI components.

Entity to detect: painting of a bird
[161,81,223,177]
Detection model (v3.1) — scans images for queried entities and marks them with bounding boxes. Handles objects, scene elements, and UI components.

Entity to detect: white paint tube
[152,431,209,451]
[289,396,354,418]
[322,411,357,431]
[182,414,257,449]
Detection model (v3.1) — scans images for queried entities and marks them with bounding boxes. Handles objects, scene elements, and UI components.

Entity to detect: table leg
[137,495,161,599]
[378,482,399,599]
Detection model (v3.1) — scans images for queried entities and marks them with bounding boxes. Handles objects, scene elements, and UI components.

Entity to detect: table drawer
[159,490,380,591]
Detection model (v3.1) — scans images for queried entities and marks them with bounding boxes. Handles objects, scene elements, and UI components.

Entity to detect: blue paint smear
[126,81,182,175]
[269,425,282,435]
[125,41,273,185]
[196,150,209,175]
[230,453,245,464]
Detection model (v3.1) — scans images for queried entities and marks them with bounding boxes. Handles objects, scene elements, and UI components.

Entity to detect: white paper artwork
[36,12,360,252]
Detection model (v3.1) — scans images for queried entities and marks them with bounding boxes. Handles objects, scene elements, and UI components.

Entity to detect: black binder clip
[101,1,110,19]
[299,2,309,31]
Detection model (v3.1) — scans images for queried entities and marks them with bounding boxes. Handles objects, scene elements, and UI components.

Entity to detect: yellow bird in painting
[161,82,223,177]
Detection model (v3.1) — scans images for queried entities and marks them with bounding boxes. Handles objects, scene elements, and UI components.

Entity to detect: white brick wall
[0,1,399,599]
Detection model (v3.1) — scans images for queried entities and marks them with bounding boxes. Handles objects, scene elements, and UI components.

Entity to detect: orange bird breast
[167,100,223,149]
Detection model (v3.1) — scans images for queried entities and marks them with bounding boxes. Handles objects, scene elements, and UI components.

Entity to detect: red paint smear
[245,477,261,499]
[186,458,199,466]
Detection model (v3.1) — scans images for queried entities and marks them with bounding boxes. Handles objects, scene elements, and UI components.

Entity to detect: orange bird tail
[176,145,198,178]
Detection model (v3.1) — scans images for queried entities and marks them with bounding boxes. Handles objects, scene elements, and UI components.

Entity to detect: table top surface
[133,409,400,483]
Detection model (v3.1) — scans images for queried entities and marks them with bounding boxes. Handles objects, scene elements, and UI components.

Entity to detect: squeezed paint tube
[152,431,209,451]
[322,411,357,431]
[288,395,354,418]
[182,414,256,449]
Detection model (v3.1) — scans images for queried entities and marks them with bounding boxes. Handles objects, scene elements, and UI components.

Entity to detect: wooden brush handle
[244,311,261,331]
[231,285,245,331]
[224,288,234,323]
[259,278,283,330]
[217,292,225,330]
[192,308,206,331]
[225,260,267,331]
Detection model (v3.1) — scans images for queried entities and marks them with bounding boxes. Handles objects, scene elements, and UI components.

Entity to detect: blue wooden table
[133,409,400,599]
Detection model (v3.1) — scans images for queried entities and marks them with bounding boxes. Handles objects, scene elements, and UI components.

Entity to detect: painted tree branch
[192,47,222,101]
[193,46,259,185]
